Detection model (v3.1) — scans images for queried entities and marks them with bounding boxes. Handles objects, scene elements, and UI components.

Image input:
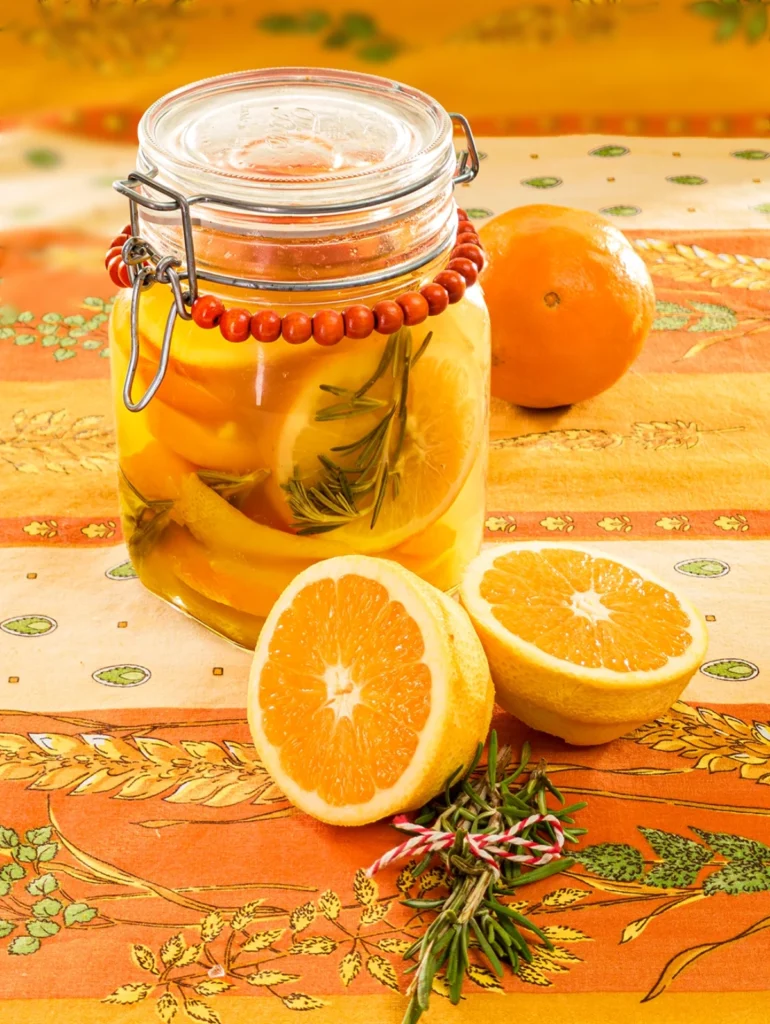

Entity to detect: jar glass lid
[139,68,454,210]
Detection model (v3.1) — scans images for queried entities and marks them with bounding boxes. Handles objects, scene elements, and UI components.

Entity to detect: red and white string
[366,812,565,878]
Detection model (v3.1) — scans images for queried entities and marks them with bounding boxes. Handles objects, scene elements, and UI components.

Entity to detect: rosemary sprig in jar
[197,467,269,508]
[366,733,587,1024]
[118,469,173,558]
[283,326,433,535]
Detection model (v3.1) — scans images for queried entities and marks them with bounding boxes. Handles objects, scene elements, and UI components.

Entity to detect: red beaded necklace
[105,211,484,346]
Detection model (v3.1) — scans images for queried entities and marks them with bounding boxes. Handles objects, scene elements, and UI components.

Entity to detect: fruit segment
[267,329,486,552]
[147,399,268,473]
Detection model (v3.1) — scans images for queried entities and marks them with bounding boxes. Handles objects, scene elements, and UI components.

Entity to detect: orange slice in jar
[146,397,270,474]
[266,328,485,553]
[247,554,493,825]
[142,352,240,422]
[387,523,459,591]
[139,534,265,649]
[111,292,239,421]
[159,523,287,620]
[126,286,315,375]
[119,441,348,565]
[119,439,191,502]
[114,289,343,471]
[172,471,349,563]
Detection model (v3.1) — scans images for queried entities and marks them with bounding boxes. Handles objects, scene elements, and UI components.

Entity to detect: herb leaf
[371,733,585,1023]
[284,327,429,534]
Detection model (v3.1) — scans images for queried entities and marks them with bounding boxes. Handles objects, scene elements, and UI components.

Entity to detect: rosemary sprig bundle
[283,327,433,535]
[382,734,587,1024]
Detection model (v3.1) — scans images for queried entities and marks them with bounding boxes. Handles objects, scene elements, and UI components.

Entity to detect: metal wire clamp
[122,257,190,413]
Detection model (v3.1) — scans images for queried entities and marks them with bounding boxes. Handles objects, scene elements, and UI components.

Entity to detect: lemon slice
[266,329,485,552]
[460,542,709,745]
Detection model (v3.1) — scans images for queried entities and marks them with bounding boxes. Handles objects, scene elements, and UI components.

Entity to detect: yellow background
[2,0,770,133]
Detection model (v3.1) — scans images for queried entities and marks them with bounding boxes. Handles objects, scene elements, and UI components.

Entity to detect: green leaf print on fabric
[674,558,730,578]
[600,205,640,217]
[522,176,562,189]
[700,659,759,681]
[0,615,57,637]
[688,302,738,332]
[639,828,712,887]
[667,175,708,186]
[572,844,644,882]
[92,665,151,687]
[652,301,691,331]
[106,560,138,580]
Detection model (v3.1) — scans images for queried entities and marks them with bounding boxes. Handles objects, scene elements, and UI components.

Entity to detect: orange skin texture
[479,204,655,409]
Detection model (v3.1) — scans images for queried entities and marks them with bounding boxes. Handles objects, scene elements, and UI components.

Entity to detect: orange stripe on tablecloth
[485,510,766,540]
[0,516,123,545]
[2,994,769,1024]
[4,509,765,547]
[3,700,766,730]
[1,705,767,1003]
[2,509,765,546]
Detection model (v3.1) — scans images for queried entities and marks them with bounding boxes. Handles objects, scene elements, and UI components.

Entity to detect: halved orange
[248,555,493,825]
[460,542,709,745]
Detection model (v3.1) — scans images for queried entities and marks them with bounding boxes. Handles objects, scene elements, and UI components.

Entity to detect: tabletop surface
[1,131,769,1023]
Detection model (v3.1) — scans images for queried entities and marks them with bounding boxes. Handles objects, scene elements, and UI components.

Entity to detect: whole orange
[479,204,655,408]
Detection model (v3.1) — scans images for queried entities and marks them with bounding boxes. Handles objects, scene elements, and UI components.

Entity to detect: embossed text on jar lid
[139,67,454,211]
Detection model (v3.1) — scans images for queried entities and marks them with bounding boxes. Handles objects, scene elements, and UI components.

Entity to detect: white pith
[570,588,612,623]
[323,663,362,722]
[460,541,708,689]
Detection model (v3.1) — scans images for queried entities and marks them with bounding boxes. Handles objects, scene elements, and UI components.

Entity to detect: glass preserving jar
[109,68,490,649]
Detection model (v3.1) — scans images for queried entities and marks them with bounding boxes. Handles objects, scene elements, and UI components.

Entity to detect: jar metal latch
[114,113,479,413]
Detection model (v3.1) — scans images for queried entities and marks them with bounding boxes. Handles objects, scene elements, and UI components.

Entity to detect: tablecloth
[1,130,769,1022]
